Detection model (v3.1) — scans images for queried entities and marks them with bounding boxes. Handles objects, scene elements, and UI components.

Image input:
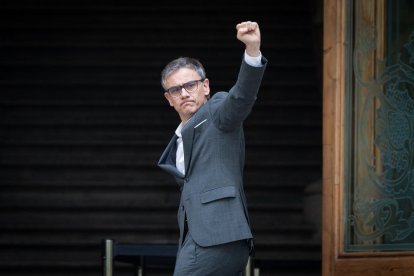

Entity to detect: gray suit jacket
[158,56,267,249]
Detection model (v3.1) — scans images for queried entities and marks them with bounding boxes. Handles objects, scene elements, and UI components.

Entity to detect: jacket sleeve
[210,56,267,132]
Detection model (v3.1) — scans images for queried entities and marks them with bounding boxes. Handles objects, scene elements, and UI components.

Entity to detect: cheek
[197,93,208,104]
[164,93,174,107]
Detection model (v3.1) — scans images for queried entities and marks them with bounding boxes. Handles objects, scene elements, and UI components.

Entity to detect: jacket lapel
[158,135,185,179]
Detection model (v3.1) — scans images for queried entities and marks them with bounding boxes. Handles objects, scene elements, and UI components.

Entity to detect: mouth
[181,101,194,107]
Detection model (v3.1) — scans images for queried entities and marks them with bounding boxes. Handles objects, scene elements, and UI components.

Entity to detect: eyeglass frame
[165,78,206,98]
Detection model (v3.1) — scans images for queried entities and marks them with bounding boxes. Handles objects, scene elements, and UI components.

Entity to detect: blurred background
[0,1,323,275]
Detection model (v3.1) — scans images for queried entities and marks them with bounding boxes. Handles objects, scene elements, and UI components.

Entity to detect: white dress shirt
[175,122,185,175]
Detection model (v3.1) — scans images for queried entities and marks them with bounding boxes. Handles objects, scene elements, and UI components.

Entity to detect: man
[158,21,267,275]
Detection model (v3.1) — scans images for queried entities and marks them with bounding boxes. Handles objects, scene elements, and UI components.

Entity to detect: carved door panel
[323,0,414,275]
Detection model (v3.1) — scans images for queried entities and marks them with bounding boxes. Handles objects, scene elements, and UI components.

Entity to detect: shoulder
[206,91,228,109]
[210,91,228,101]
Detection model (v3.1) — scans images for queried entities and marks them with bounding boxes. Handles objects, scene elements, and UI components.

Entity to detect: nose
[180,87,190,97]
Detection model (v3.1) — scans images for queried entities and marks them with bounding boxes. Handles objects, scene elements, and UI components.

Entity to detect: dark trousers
[173,231,249,276]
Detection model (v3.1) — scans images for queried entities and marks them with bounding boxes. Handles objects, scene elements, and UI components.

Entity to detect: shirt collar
[174,122,184,138]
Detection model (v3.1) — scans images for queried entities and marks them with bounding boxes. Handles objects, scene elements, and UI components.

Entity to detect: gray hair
[161,57,207,90]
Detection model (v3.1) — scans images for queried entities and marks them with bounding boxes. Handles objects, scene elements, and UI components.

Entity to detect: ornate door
[323,0,414,274]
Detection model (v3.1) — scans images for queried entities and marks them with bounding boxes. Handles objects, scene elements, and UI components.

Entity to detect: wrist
[245,47,260,57]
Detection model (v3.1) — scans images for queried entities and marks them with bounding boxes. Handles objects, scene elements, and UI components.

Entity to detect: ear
[164,92,174,107]
[202,78,210,97]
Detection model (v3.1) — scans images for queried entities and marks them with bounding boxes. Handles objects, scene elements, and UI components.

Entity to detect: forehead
[167,68,200,85]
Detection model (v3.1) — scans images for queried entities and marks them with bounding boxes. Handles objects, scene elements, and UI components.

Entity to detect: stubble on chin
[180,105,198,122]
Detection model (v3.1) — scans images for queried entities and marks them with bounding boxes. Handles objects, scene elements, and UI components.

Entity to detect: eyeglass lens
[167,79,202,97]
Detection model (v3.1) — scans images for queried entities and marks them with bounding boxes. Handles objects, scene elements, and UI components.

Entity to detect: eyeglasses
[165,79,205,98]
